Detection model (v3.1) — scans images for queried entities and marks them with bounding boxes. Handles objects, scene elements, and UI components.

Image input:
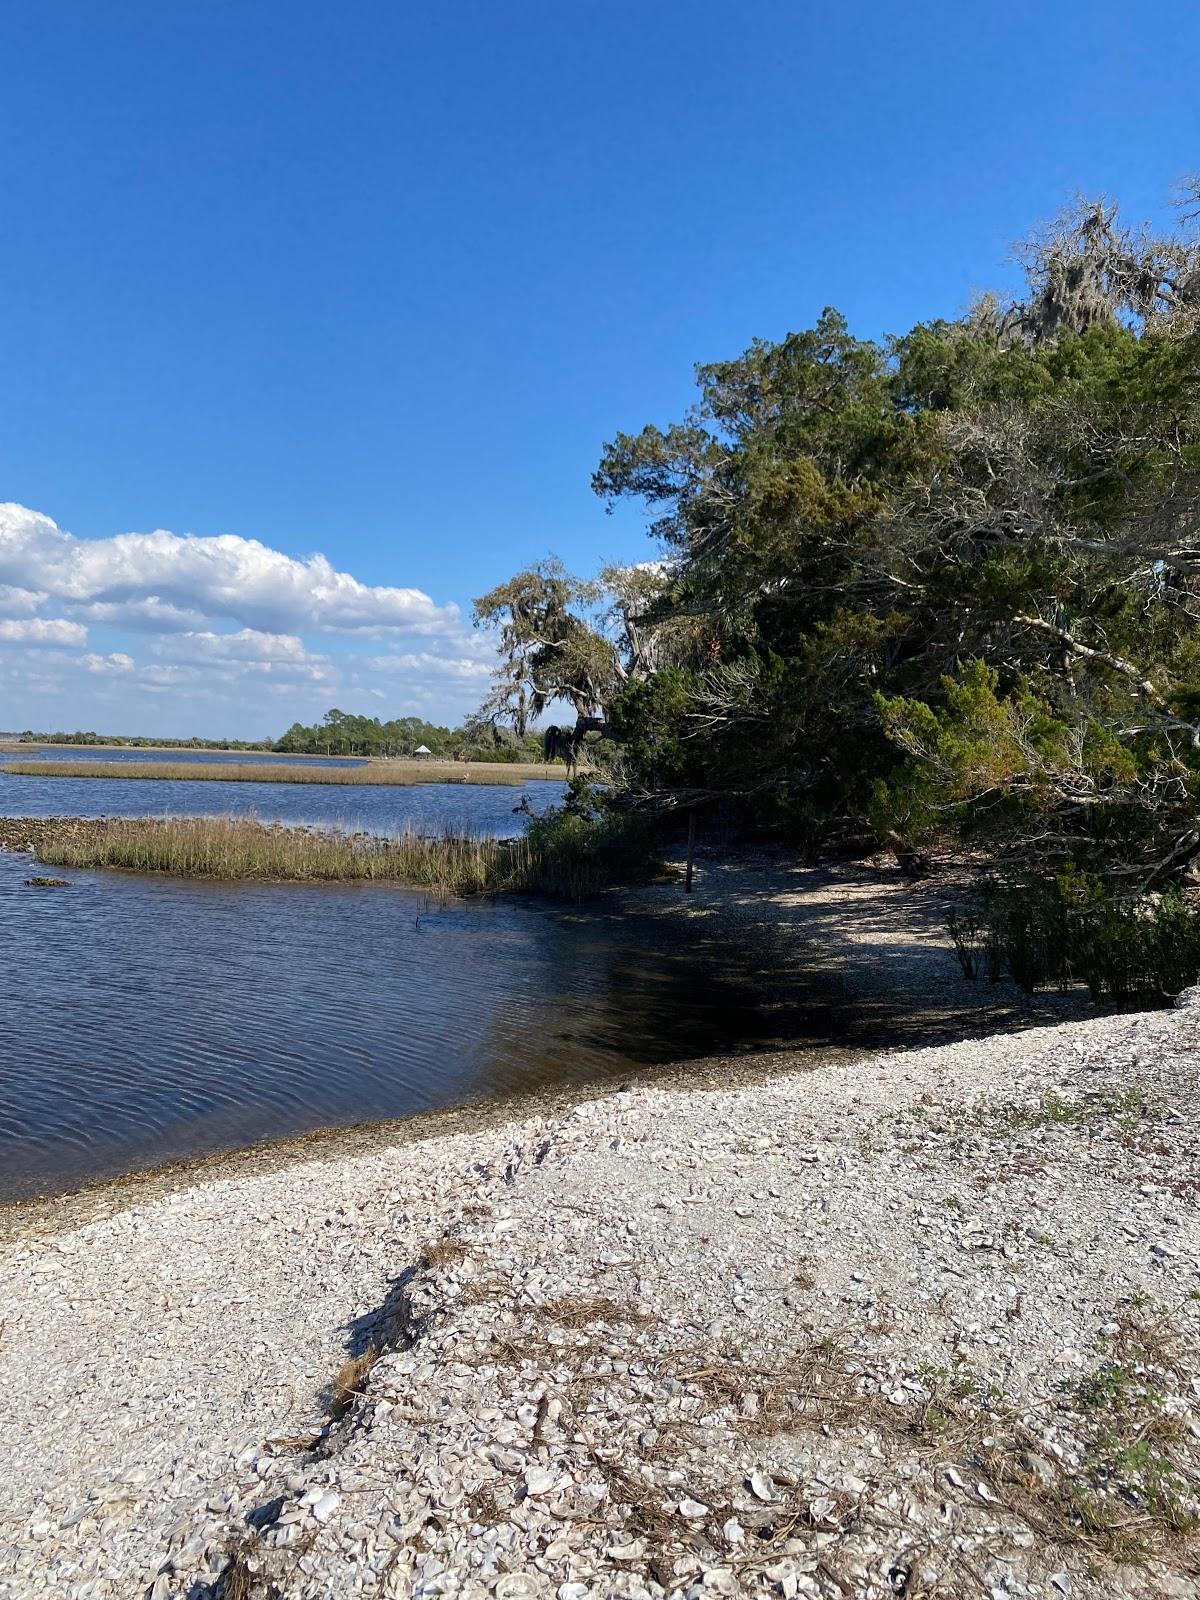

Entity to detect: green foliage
[472,559,619,731]
[34,729,273,750]
[273,709,545,761]
[952,874,1200,1005]
[275,710,454,757]
[871,661,1096,850]
[477,189,1200,985]
[593,191,1196,827]
[521,794,659,899]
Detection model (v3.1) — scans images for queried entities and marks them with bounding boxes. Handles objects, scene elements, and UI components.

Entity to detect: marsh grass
[37,815,507,891]
[4,758,563,787]
[32,811,657,900]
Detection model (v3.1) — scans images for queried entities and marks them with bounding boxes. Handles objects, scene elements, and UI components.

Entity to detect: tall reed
[32,812,659,901]
[36,816,507,892]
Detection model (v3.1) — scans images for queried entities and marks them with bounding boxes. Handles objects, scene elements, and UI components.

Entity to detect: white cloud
[0,503,503,737]
[69,597,206,632]
[155,628,315,664]
[0,584,48,617]
[82,652,135,675]
[367,651,494,681]
[146,631,334,687]
[0,617,87,645]
[0,503,462,636]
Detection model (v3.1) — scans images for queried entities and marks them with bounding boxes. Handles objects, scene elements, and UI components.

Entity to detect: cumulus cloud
[69,597,206,632]
[82,652,135,674]
[0,617,87,645]
[155,628,316,664]
[0,584,49,617]
[367,651,494,681]
[0,503,462,636]
[0,502,502,736]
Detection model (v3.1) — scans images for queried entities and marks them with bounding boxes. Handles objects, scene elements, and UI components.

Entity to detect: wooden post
[684,810,696,894]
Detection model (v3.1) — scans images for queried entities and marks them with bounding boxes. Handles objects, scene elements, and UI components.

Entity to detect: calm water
[0,845,855,1201]
[0,766,564,836]
[21,747,362,767]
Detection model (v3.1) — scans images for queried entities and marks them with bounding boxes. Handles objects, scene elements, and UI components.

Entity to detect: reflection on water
[0,769,566,837]
[0,849,851,1201]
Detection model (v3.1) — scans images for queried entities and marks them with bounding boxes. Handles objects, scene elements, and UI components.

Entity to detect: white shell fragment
[2,985,1196,1598]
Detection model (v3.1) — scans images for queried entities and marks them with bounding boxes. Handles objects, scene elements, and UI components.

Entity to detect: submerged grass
[32,812,659,900]
[4,758,564,787]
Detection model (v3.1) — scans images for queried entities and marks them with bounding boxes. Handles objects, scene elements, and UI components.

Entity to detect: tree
[563,186,1200,894]
[472,558,687,733]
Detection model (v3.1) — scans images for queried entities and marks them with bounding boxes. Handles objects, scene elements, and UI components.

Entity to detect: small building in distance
[412,744,433,759]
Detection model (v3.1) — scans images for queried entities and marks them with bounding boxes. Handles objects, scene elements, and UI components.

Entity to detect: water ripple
[0,846,809,1201]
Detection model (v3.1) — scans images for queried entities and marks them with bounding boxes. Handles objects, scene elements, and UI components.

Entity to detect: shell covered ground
[2,996,1199,1600]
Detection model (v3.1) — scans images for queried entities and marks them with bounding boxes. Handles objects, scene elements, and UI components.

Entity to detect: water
[0,766,564,837]
[21,747,362,767]
[0,847,845,1201]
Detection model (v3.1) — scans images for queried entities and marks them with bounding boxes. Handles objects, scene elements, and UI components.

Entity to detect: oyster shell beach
[2,988,1198,1599]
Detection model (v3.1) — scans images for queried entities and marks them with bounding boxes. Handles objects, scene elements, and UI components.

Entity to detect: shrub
[520,788,659,899]
[950,872,1200,1006]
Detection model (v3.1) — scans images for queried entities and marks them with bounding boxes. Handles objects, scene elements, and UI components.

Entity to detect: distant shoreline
[3,757,565,786]
[0,742,358,758]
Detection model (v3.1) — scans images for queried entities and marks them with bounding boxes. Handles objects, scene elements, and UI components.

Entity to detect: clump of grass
[1047,1306,1200,1547]
[4,758,563,787]
[979,1085,1150,1135]
[541,1293,651,1328]
[327,1348,381,1421]
[31,808,660,901]
[421,1233,469,1269]
[919,1303,1200,1563]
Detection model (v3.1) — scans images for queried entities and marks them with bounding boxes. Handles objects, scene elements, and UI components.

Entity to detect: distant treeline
[18,730,274,751]
[16,710,546,762]
[274,710,545,761]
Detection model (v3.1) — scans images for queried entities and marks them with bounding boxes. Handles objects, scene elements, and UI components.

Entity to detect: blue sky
[1,0,1196,737]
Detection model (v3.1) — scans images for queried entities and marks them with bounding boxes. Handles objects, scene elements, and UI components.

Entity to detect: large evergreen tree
[485,191,1200,897]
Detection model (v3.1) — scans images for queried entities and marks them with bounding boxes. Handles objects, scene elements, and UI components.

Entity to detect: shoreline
[0,843,1093,1240]
[0,1041,868,1246]
[0,741,364,758]
[3,1003,1197,1598]
[3,757,566,786]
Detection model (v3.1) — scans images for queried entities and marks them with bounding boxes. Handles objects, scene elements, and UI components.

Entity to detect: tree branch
[1011,614,1165,704]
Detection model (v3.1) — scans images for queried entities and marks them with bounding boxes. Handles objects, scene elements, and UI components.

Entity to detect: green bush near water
[522,780,659,899]
[948,874,1200,1007]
